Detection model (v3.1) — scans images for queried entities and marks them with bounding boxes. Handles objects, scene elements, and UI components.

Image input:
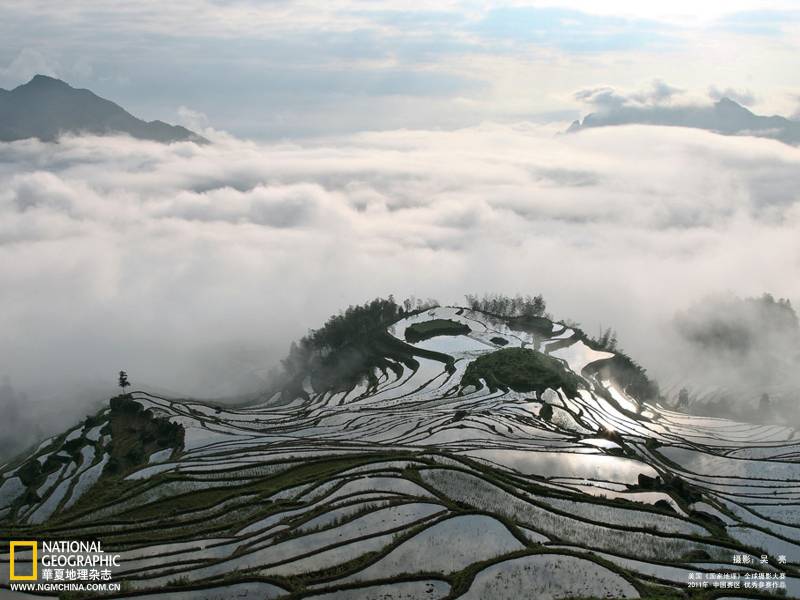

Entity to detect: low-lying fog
[2,122,799,455]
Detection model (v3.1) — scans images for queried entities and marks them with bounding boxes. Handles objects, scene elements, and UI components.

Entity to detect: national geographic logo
[9,541,38,581]
[7,540,121,582]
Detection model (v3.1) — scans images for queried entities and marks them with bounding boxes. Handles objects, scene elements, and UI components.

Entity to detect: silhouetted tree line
[604,354,659,401]
[753,293,797,329]
[282,295,438,378]
[585,328,658,401]
[679,293,797,354]
[464,293,546,318]
[593,327,618,352]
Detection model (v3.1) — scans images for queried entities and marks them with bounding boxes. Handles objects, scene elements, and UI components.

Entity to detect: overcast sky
[2,1,800,138]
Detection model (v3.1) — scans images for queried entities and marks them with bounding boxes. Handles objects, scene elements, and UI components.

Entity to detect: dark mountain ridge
[0,74,207,144]
[568,97,800,145]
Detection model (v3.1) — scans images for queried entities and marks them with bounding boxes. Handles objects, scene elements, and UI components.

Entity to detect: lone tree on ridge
[118,370,130,395]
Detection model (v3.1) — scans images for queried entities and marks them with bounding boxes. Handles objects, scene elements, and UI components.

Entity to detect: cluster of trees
[678,293,797,355]
[400,295,440,315]
[404,319,470,344]
[672,292,799,421]
[462,347,582,397]
[592,328,618,352]
[281,296,438,380]
[281,294,554,382]
[751,293,797,331]
[754,293,795,345]
[597,351,659,402]
[464,293,546,318]
[582,328,659,402]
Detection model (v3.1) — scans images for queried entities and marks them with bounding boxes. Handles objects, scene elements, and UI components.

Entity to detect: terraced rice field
[2,307,798,598]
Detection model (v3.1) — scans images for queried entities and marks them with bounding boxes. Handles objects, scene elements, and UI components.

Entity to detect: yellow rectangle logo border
[10,541,38,581]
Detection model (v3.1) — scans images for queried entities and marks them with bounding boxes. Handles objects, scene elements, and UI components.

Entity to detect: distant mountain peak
[714,96,750,113]
[28,73,66,85]
[566,119,582,133]
[0,74,208,144]
[568,97,800,145]
[15,75,87,97]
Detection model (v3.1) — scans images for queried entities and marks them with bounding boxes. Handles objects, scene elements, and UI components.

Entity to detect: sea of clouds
[2,122,799,453]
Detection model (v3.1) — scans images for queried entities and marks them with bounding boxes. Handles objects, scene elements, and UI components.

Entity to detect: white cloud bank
[1,123,800,448]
